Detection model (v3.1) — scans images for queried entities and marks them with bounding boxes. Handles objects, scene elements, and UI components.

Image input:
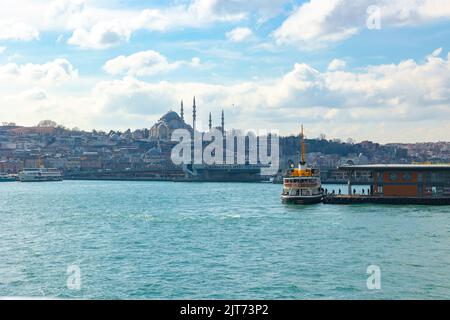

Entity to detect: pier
[326,164,450,205]
[323,195,450,205]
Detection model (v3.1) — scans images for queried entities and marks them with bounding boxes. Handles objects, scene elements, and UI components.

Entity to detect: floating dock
[323,195,450,206]
[330,164,450,205]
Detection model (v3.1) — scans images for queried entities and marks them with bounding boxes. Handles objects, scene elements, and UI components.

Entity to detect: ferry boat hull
[18,168,63,182]
[282,194,323,205]
[0,175,17,182]
[18,175,63,182]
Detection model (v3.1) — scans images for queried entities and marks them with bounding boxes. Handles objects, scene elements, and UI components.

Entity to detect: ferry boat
[18,168,63,182]
[281,126,323,205]
[0,173,17,182]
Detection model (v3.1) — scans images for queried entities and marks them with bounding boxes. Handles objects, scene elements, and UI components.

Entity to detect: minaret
[209,112,212,130]
[192,96,197,133]
[180,100,184,122]
[300,125,306,165]
[221,109,226,164]
[221,109,225,135]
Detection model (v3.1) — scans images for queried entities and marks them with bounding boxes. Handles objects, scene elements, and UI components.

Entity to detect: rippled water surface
[1,181,450,299]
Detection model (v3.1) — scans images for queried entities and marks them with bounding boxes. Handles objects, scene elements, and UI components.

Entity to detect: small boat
[18,168,63,182]
[281,125,323,205]
[0,174,17,182]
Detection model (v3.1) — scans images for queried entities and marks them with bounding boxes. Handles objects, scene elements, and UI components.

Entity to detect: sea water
[1,181,449,299]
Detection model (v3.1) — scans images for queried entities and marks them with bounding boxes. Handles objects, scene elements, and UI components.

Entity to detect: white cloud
[274,0,359,48]
[187,0,247,23]
[103,51,202,77]
[45,0,85,28]
[92,49,450,139]
[0,46,6,54]
[93,77,177,116]
[0,91,98,129]
[189,0,290,22]
[20,88,49,101]
[191,57,202,67]
[103,51,178,77]
[226,27,253,42]
[1,50,449,142]
[2,0,449,51]
[328,59,347,71]
[431,47,442,57]
[274,0,450,49]
[42,0,289,49]
[0,19,39,41]
[68,21,132,49]
[49,0,249,49]
[0,59,78,85]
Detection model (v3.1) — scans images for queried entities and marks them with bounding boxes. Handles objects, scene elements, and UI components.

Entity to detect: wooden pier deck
[323,195,450,206]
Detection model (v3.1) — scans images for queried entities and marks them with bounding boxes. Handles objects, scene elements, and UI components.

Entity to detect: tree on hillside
[37,120,58,128]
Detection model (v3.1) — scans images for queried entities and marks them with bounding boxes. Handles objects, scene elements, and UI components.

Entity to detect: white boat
[281,174,323,204]
[18,168,63,182]
[0,173,17,182]
[281,125,323,205]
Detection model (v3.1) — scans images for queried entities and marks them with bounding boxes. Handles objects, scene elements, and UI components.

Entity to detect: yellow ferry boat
[281,125,323,205]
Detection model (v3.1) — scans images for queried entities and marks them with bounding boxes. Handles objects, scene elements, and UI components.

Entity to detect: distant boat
[281,125,323,205]
[18,168,63,182]
[0,174,17,182]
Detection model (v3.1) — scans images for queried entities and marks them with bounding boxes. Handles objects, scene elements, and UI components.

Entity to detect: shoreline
[3,176,371,185]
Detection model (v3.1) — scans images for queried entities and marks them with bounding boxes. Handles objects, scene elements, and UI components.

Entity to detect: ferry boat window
[403,172,412,181]
[431,172,449,183]
[389,173,398,181]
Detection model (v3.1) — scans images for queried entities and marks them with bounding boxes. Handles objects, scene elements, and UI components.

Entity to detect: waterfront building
[326,164,450,205]
[1,102,448,181]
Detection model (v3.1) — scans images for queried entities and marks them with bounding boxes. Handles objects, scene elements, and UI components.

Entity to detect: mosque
[146,97,264,182]
[149,97,225,142]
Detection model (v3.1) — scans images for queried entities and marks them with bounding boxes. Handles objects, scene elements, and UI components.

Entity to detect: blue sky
[0,0,449,142]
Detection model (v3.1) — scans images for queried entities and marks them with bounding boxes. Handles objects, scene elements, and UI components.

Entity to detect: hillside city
[1,113,449,182]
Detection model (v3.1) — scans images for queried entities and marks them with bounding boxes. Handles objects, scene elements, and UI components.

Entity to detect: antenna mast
[300,125,306,165]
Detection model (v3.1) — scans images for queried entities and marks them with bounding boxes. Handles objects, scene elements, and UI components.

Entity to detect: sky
[0,0,449,143]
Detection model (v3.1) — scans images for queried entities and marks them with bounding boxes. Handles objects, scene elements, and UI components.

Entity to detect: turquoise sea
[1,181,450,299]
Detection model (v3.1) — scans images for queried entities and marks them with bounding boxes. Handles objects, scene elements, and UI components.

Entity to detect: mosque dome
[160,111,180,122]
[150,110,192,141]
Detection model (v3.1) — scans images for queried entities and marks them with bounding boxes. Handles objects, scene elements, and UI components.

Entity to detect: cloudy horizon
[0,0,449,143]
